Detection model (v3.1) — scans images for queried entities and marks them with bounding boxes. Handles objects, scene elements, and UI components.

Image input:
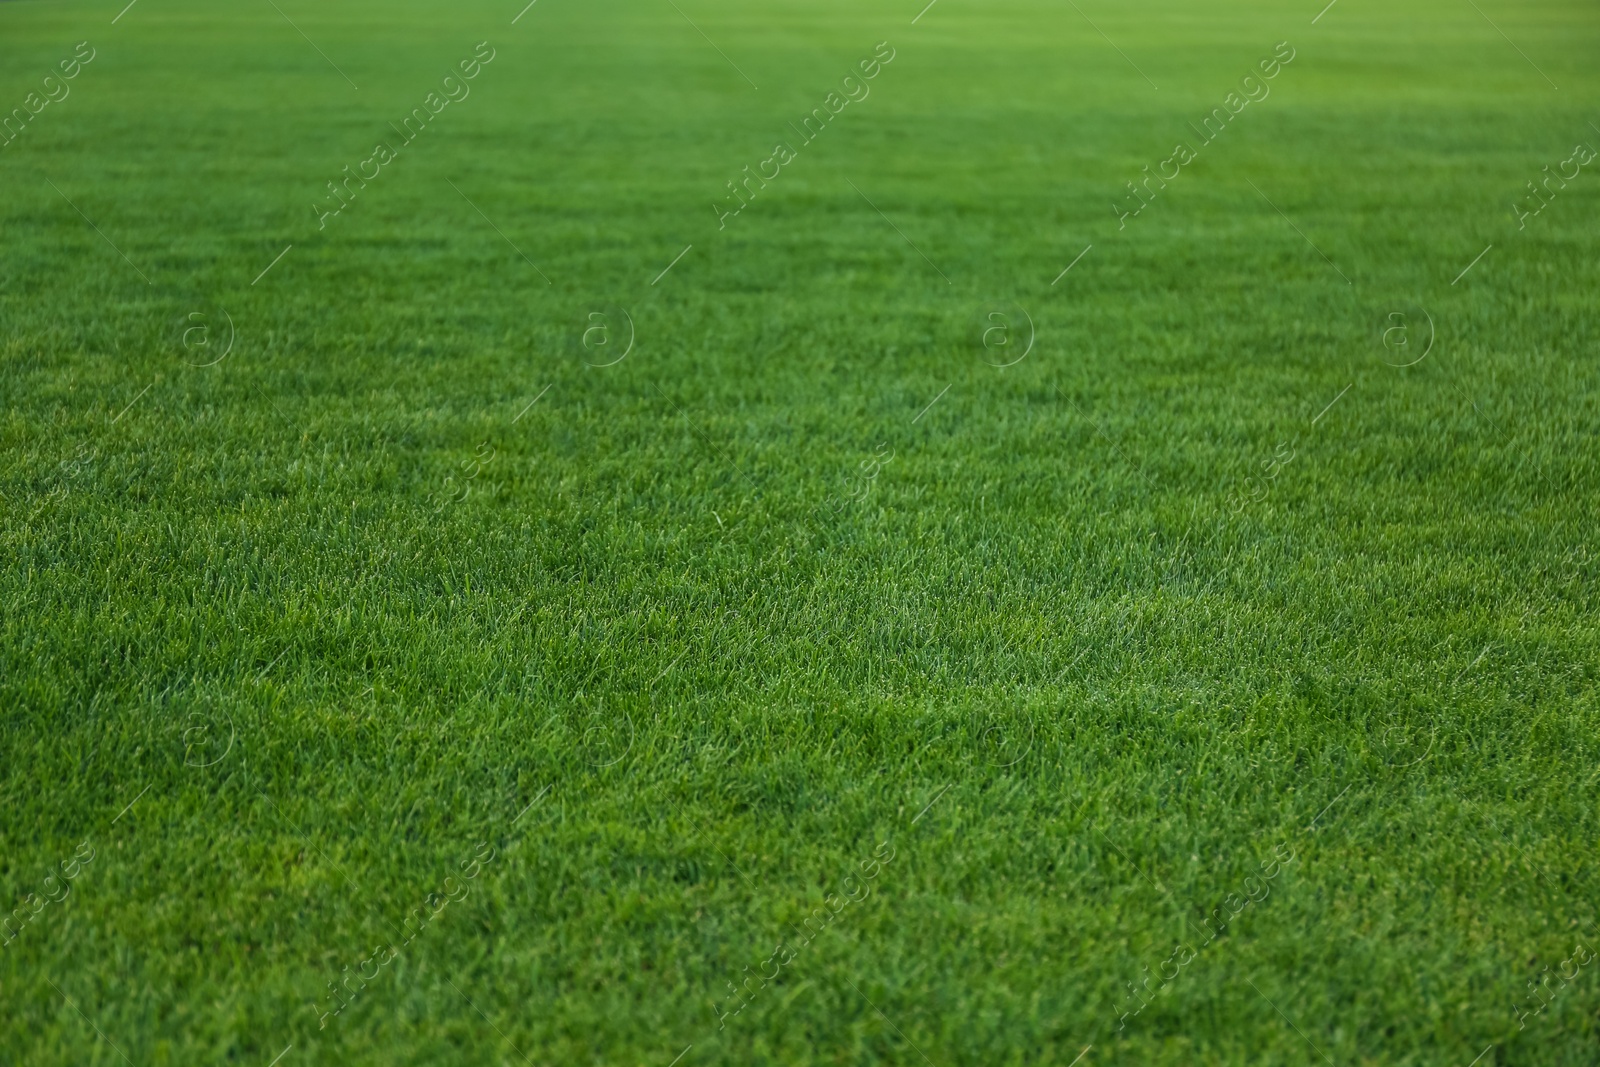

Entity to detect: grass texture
[2,0,1598,1063]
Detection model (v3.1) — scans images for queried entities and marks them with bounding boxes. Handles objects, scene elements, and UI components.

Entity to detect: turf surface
[2,0,1599,1063]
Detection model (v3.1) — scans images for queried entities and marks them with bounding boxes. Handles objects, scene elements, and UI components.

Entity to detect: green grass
[2,0,1599,1063]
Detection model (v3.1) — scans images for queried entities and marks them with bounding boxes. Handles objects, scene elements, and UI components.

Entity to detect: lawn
[2,0,1598,1063]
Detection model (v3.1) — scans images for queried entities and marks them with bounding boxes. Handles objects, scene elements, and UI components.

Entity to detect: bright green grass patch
[2,0,1598,1063]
